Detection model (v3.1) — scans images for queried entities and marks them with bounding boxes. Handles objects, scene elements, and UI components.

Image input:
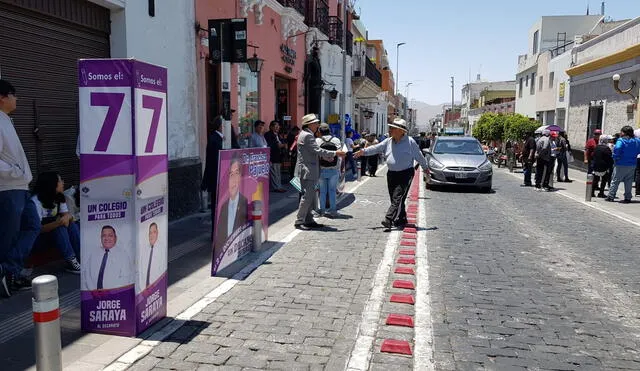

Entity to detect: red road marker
[397,257,416,265]
[394,267,415,275]
[399,249,416,255]
[390,294,415,304]
[386,314,415,328]
[381,339,413,355]
[404,227,417,233]
[402,233,417,240]
[393,280,415,289]
[400,240,416,247]
[407,219,417,225]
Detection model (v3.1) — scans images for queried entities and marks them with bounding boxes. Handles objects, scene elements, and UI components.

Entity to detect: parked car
[423,136,492,192]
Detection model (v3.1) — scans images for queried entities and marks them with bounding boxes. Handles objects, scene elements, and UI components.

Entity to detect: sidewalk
[502,165,640,226]
[0,183,303,371]
[101,166,421,371]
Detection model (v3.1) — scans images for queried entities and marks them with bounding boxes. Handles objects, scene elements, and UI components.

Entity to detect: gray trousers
[295,179,317,225]
[270,163,282,190]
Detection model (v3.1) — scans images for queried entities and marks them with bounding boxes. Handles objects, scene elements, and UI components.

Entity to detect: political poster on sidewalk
[211,148,270,275]
[79,59,168,336]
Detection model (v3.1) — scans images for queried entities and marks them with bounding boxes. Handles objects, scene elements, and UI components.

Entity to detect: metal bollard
[585,173,594,202]
[356,161,362,181]
[251,201,263,252]
[32,275,62,371]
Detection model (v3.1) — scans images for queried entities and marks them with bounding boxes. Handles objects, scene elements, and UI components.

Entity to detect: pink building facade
[195,0,310,155]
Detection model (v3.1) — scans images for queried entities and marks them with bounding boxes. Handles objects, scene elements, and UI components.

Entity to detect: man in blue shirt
[355,118,428,231]
[606,125,640,203]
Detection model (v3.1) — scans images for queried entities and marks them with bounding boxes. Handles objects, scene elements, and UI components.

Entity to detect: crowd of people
[520,126,640,202]
[1,79,82,297]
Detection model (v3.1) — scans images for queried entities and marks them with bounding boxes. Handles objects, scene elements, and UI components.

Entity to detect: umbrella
[534,124,564,134]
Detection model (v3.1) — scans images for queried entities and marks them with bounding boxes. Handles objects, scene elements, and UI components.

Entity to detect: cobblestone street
[427,169,640,370]
[124,168,640,371]
[127,171,410,371]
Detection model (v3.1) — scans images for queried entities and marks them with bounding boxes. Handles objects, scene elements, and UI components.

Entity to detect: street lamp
[395,42,406,96]
[246,45,264,73]
[612,73,637,100]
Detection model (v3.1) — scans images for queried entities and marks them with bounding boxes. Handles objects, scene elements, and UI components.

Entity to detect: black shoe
[9,275,31,292]
[303,222,324,229]
[597,193,606,198]
[393,219,408,227]
[604,197,615,202]
[621,199,632,204]
[565,179,573,183]
[543,186,553,192]
[381,220,392,232]
[521,183,533,187]
[556,178,563,183]
[65,257,81,275]
[0,267,10,298]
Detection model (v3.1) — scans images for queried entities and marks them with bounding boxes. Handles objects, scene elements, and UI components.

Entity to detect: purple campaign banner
[140,197,165,223]
[134,61,168,93]
[211,148,270,275]
[136,155,168,184]
[79,59,133,88]
[80,154,134,183]
[81,285,136,336]
[135,273,168,333]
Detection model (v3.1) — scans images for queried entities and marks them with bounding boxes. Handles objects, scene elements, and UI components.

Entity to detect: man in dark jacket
[521,131,536,187]
[201,118,224,240]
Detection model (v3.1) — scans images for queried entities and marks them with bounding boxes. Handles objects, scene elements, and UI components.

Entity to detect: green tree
[504,114,539,141]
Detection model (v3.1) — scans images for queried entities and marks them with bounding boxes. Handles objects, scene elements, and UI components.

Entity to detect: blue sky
[356,0,640,104]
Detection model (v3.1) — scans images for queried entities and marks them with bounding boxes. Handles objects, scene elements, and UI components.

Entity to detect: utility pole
[450,76,454,128]
[339,1,348,140]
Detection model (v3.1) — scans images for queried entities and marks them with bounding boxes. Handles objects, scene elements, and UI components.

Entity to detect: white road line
[346,229,400,371]
[501,168,640,228]
[414,176,435,371]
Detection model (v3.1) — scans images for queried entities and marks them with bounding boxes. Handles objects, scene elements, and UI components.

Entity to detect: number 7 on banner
[91,92,125,152]
[142,95,163,153]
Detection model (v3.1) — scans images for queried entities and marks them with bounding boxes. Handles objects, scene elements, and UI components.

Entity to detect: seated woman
[31,171,81,274]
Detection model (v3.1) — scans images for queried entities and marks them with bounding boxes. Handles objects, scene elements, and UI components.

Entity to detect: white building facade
[566,17,640,156]
[515,15,603,120]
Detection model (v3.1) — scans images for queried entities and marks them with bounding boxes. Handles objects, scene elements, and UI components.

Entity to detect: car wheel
[480,185,492,193]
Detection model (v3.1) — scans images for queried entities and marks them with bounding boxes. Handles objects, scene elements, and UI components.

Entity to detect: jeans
[556,153,569,180]
[318,168,339,213]
[608,165,636,200]
[346,152,357,176]
[35,222,80,261]
[0,190,40,275]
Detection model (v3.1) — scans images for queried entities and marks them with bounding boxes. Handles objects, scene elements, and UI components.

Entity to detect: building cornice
[566,43,640,77]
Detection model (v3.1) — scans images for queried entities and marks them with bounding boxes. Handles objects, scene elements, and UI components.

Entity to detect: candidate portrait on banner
[82,225,134,291]
[214,153,249,252]
[137,221,167,292]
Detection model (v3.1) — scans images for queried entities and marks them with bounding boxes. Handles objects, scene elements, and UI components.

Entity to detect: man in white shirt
[138,222,167,291]
[82,225,134,291]
[0,79,41,297]
[214,155,248,251]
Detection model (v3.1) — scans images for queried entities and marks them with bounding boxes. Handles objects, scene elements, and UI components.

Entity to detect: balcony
[305,0,329,37]
[277,0,306,17]
[365,56,382,87]
[328,16,343,46]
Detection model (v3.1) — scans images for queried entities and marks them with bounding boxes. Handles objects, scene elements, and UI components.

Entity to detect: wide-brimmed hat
[301,113,320,127]
[389,118,408,132]
[319,122,330,130]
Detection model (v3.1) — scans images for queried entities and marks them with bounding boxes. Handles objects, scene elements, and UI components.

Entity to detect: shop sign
[281,44,296,73]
